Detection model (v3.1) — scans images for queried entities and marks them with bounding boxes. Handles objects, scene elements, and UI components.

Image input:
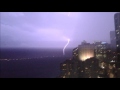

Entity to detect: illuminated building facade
[78,42,95,61]
[107,62,116,78]
[98,61,108,78]
[59,59,74,78]
[114,13,120,68]
[93,41,117,77]
[94,41,110,61]
[59,40,117,78]
[106,48,117,62]
[98,59,116,78]
[59,58,81,78]
[78,57,100,78]
[107,51,117,78]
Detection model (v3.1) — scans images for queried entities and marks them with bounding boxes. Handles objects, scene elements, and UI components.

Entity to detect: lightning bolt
[63,39,70,55]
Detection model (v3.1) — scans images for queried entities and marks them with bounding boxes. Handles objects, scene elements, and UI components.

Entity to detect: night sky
[1,12,117,48]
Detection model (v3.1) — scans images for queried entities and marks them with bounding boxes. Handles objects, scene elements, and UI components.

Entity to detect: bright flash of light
[78,47,94,61]
[63,39,70,55]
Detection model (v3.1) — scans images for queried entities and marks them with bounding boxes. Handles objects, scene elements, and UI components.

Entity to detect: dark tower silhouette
[114,13,120,68]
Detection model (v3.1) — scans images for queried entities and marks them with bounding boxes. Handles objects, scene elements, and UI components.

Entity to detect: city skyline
[1,12,120,78]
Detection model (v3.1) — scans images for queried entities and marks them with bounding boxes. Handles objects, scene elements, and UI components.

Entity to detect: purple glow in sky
[0,12,117,48]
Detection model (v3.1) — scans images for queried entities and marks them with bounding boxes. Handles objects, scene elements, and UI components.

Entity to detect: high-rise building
[59,59,80,78]
[72,47,78,59]
[59,59,74,78]
[114,13,120,68]
[78,41,95,61]
[94,41,110,61]
[110,31,116,49]
[59,40,117,78]
[78,57,100,78]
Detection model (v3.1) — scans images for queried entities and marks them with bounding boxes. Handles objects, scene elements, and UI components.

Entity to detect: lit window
[68,72,70,75]
[109,65,113,69]
[63,69,66,70]
[102,66,105,69]
[111,60,114,62]
[97,76,101,78]
[113,64,115,68]
[117,45,119,47]
[63,64,66,66]
[104,54,106,58]
[109,73,114,78]
[89,76,91,78]
[63,76,65,78]
[85,67,88,69]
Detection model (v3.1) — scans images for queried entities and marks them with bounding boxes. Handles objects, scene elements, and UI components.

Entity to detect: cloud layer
[1,12,116,48]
